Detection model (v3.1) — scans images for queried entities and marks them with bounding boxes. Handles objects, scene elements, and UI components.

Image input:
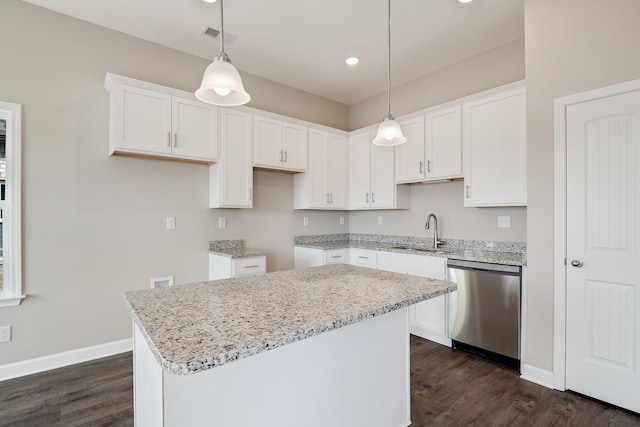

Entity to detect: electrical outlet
[218,217,227,229]
[378,216,383,225]
[339,216,344,225]
[497,216,511,228]
[166,217,176,230]
[303,216,309,226]
[0,326,11,343]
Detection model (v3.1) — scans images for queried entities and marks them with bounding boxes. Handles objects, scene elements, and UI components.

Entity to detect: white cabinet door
[395,116,426,183]
[113,84,172,156]
[295,129,346,209]
[253,116,283,168]
[254,118,308,172]
[209,108,253,208]
[348,129,397,210]
[463,85,527,206]
[328,133,347,208]
[348,131,372,209]
[282,123,308,171]
[425,105,462,181]
[371,144,395,208]
[171,97,218,161]
[377,252,451,347]
[107,75,218,162]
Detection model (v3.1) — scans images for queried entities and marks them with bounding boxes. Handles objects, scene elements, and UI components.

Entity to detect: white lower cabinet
[208,254,266,280]
[294,247,347,269]
[294,246,451,347]
[348,248,377,268]
[376,252,451,347]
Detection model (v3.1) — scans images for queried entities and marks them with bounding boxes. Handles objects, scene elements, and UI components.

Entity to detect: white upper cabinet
[105,73,217,163]
[349,129,407,210]
[463,84,527,207]
[209,108,253,208]
[294,129,347,209]
[253,116,308,172]
[424,105,462,181]
[395,116,426,183]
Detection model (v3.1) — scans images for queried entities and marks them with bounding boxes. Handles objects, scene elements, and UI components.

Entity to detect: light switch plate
[0,326,11,343]
[497,216,511,228]
[218,217,227,229]
[339,216,344,225]
[378,216,383,225]
[303,216,309,226]
[166,217,176,230]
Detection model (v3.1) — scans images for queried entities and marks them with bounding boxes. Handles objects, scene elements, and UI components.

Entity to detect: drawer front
[231,256,266,276]
[349,249,377,268]
[323,249,347,265]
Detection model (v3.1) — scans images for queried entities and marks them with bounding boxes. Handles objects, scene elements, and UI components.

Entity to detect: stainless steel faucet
[425,213,443,249]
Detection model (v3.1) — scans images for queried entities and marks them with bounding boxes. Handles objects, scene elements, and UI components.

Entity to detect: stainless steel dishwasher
[447,259,521,366]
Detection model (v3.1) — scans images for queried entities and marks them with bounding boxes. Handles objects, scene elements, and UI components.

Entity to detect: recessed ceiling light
[346,57,360,66]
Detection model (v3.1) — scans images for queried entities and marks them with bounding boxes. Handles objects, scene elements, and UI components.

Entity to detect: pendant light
[372,0,406,146]
[196,0,250,106]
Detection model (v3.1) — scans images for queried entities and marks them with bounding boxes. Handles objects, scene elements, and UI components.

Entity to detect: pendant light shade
[373,114,406,146]
[373,0,405,146]
[195,0,250,106]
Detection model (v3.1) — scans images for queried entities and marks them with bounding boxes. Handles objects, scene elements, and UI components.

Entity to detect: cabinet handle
[427,160,431,173]
[358,256,369,259]
[279,150,283,162]
[167,132,171,147]
[372,192,375,203]
[366,193,369,203]
[174,133,177,148]
[419,161,423,174]
[331,255,342,259]
[465,185,470,199]
[330,193,333,204]
[244,265,259,269]
[284,150,288,162]
[326,193,330,203]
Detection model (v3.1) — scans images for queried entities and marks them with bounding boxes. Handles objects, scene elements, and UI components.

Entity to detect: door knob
[570,258,584,268]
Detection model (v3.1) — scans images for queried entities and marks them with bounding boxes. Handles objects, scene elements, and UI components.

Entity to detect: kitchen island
[124,264,456,427]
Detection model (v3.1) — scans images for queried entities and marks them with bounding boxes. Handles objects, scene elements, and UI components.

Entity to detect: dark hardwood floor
[1,336,639,426]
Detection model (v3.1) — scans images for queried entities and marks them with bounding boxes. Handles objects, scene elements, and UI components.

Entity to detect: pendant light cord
[219,0,225,55]
[386,0,391,117]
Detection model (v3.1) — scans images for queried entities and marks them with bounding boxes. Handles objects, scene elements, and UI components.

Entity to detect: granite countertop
[123,264,455,376]
[209,239,266,259]
[294,234,526,266]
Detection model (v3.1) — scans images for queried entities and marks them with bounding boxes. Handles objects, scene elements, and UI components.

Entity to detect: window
[0,102,23,307]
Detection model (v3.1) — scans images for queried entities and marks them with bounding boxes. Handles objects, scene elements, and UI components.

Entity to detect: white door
[565,89,640,413]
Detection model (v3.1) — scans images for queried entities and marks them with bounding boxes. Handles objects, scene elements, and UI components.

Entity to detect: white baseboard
[520,363,554,389]
[0,338,133,382]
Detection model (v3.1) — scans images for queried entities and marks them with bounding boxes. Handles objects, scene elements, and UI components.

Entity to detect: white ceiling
[22,0,524,105]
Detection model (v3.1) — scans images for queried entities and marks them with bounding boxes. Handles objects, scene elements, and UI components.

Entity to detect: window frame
[0,101,23,307]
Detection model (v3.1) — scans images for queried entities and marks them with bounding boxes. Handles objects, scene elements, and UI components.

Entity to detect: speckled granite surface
[294,233,527,266]
[209,239,267,259]
[124,264,455,375]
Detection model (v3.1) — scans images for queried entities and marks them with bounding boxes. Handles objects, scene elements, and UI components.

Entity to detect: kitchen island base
[134,307,411,427]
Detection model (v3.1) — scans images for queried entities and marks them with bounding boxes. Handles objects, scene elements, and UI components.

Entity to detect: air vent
[202,26,238,45]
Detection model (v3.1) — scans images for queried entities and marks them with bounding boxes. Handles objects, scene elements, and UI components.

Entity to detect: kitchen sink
[390,246,452,255]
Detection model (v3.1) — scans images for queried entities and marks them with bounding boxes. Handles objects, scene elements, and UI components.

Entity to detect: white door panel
[566,89,640,413]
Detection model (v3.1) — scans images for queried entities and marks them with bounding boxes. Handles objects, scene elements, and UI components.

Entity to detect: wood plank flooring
[1,336,639,426]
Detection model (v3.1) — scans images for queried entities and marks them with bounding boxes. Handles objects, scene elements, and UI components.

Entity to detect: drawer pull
[331,255,342,259]
[244,265,260,269]
[358,256,368,259]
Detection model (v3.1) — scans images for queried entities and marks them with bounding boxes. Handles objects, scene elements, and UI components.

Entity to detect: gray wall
[524,0,640,372]
[0,0,347,364]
